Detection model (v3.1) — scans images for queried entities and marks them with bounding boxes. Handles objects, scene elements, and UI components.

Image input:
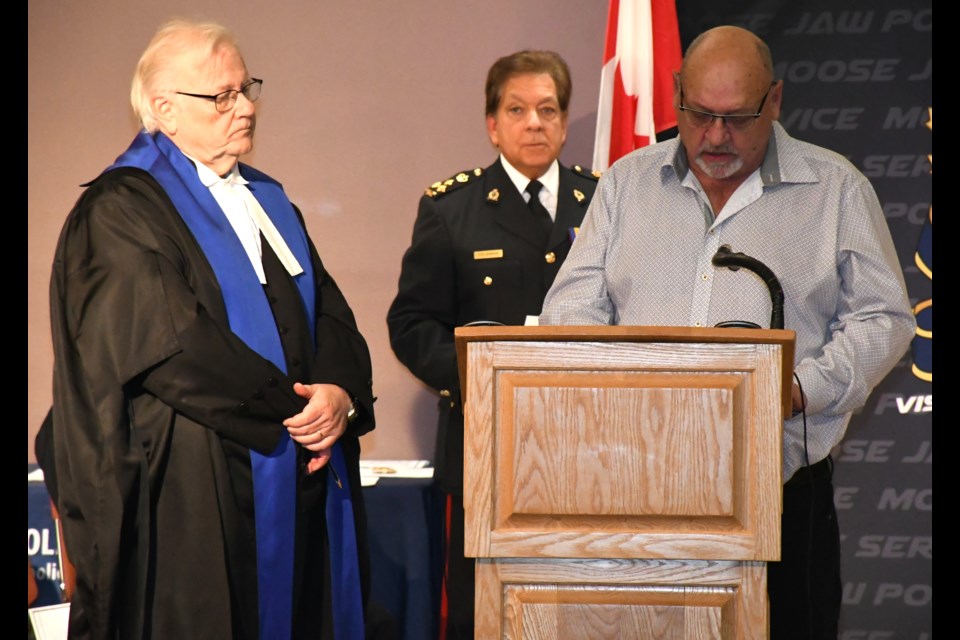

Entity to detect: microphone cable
[793,372,815,640]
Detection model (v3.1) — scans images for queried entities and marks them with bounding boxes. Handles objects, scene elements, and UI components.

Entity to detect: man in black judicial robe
[386,50,598,640]
[48,19,374,640]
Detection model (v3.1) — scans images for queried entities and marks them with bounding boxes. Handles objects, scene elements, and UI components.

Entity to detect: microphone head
[712,244,741,271]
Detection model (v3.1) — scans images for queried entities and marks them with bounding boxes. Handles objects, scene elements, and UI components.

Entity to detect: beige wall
[27,1,607,462]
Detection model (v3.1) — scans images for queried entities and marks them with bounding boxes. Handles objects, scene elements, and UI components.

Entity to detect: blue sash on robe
[109,131,364,640]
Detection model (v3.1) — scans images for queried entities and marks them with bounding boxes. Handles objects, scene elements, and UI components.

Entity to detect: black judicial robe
[49,167,375,639]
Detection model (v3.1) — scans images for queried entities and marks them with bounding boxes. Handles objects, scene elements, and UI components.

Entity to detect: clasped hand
[284,381,352,474]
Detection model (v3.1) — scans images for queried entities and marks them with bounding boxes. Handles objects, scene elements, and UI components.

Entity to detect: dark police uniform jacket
[387,157,599,495]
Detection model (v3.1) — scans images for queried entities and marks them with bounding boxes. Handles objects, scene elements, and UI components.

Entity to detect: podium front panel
[463,340,783,562]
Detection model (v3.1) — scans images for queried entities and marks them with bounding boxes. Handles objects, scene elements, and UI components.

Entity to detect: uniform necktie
[525,180,554,240]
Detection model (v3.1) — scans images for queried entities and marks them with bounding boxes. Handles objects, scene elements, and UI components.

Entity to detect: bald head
[673,25,782,192]
[681,26,773,95]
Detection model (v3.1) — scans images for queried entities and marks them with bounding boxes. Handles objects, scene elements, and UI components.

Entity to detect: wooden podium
[454,325,795,639]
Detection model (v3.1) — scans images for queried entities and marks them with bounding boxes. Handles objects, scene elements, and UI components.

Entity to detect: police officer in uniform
[386,50,599,640]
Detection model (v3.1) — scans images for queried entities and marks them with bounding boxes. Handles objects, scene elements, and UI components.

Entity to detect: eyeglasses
[176,78,263,113]
[678,82,775,132]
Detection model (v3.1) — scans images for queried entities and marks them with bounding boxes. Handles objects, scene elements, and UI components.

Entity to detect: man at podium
[540,25,915,640]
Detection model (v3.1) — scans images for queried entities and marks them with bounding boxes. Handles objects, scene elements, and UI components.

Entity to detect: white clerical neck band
[189,157,304,283]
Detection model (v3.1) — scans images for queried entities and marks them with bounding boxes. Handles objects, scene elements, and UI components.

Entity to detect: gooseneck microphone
[711,245,785,330]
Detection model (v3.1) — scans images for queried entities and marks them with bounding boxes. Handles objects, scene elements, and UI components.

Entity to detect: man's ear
[769,79,784,120]
[485,114,499,148]
[153,94,177,134]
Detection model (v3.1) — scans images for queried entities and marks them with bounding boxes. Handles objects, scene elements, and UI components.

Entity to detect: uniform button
[545,252,556,264]
[267,377,278,387]
[279,326,289,335]
[483,276,493,286]
[269,296,278,304]
[439,389,451,397]
[238,402,249,413]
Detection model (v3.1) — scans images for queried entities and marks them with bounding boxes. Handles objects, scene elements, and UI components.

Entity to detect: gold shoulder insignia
[572,164,602,181]
[424,167,485,198]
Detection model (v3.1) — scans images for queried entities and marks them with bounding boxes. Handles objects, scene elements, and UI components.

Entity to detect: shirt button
[545,252,556,264]
[483,276,493,286]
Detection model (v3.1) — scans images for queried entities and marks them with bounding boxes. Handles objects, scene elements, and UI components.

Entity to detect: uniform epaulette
[572,164,603,181]
[424,167,484,198]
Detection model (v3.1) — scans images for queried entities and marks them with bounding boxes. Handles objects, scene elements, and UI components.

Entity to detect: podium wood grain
[457,326,793,639]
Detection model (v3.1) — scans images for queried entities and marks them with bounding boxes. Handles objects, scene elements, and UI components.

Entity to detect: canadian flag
[592,0,683,171]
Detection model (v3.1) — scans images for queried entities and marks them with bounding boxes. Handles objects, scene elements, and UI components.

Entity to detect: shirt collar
[758,124,782,186]
[670,123,785,187]
[499,154,560,198]
[187,156,248,188]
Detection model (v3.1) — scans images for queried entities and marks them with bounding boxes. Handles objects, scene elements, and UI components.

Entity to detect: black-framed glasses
[176,78,263,113]
[678,82,775,132]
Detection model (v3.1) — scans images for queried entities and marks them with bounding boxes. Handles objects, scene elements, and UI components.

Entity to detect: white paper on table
[359,460,434,478]
[359,474,380,487]
[28,602,70,640]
